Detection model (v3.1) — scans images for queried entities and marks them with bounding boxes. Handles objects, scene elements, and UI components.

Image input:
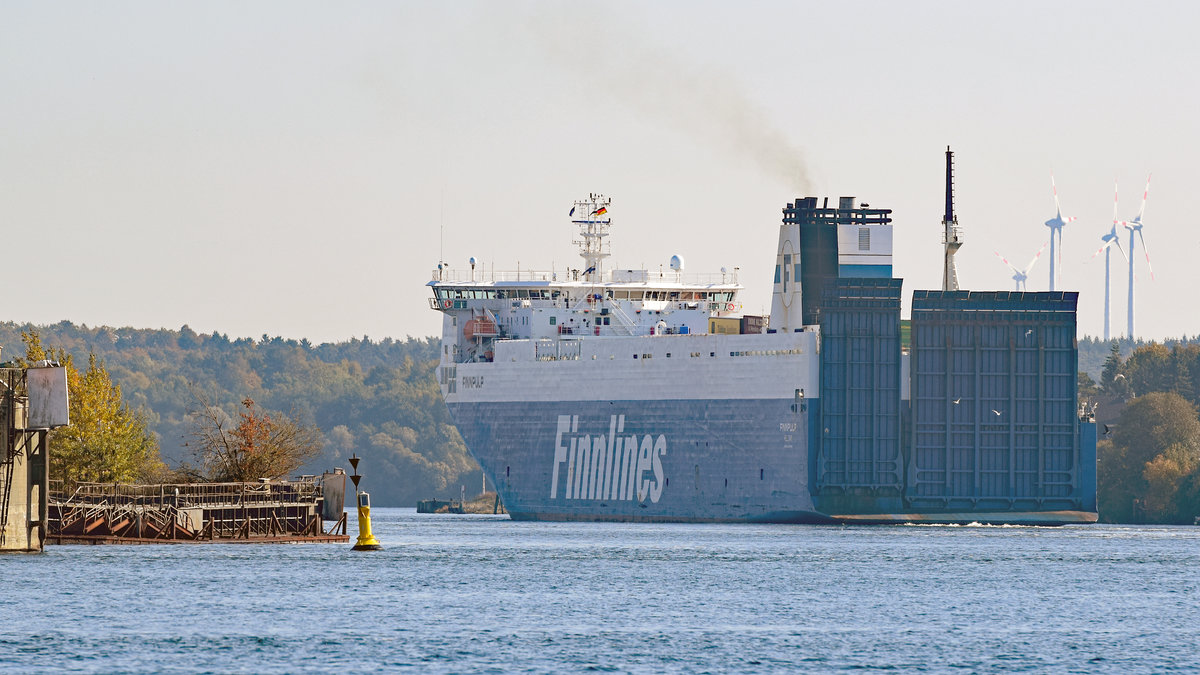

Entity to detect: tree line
[7,320,1198,521]
[1087,341,1200,523]
[0,322,479,506]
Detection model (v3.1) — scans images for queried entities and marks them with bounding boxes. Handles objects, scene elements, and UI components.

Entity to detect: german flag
[591,206,608,216]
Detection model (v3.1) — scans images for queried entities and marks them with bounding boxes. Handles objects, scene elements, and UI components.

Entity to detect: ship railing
[431,268,741,286]
[941,225,964,244]
[50,480,322,509]
[432,269,559,283]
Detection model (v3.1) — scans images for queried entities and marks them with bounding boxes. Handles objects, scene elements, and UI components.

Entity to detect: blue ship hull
[449,398,833,523]
[449,390,1097,525]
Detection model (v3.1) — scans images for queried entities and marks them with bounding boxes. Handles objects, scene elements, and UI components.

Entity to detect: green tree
[15,329,69,369]
[1099,391,1200,523]
[17,331,163,487]
[1124,343,1172,397]
[1100,341,1130,399]
[1078,371,1100,402]
[1167,343,1200,403]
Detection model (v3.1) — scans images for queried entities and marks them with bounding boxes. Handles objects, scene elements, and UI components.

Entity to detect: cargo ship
[428,181,1098,524]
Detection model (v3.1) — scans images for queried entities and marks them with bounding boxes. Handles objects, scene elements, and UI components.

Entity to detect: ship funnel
[769,198,808,333]
[770,196,893,332]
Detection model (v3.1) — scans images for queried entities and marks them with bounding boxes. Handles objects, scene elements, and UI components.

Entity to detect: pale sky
[3,1,1197,344]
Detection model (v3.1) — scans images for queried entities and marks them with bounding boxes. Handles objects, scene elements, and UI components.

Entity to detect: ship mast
[941,146,963,291]
[571,193,612,283]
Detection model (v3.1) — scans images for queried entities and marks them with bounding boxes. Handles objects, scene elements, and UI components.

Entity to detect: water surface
[2,509,1198,673]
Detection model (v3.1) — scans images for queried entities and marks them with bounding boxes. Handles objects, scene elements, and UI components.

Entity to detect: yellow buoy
[352,491,382,551]
[348,454,382,551]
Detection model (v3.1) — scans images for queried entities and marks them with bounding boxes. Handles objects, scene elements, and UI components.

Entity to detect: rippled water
[2,509,1199,673]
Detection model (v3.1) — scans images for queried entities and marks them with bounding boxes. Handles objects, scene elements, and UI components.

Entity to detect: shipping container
[740,315,767,334]
[709,317,741,335]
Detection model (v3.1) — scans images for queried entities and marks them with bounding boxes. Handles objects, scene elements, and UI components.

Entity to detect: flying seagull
[992,409,1003,416]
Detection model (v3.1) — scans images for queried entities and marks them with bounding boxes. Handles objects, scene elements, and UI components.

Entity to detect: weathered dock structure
[48,473,349,545]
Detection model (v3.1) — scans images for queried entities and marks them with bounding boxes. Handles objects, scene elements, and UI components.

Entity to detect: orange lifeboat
[463,318,498,339]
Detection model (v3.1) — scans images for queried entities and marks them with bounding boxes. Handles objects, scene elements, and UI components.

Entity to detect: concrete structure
[1,369,54,553]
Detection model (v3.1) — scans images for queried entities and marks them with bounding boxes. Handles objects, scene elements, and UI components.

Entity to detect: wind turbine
[1044,172,1077,291]
[994,242,1049,291]
[1123,174,1155,339]
[1090,180,1128,342]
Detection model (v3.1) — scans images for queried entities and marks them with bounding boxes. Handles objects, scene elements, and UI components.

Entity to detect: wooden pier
[48,479,349,545]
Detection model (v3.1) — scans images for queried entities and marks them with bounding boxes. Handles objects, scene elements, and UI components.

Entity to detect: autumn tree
[17,330,163,487]
[1099,391,1200,523]
[1141,443,1199,521]
[188,393,322,482]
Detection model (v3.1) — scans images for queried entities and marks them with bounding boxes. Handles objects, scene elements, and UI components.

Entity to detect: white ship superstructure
[431,195,750,361]
[429,194,823,521]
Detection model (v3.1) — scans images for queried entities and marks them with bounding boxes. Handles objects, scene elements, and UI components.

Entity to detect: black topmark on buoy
[349,454,381,551]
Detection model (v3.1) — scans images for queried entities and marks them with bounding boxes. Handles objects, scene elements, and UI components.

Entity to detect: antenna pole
[571,193,612,284]
[941,146,963,291]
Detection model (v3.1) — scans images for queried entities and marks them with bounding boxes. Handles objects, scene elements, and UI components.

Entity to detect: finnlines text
[550,415,666,503]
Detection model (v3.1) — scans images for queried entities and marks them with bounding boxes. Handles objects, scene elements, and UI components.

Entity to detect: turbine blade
[1138,229,1155,280]
[1051,172,1063,216]
[1092,238,1116,260]
[1137,174,1152,221]
[993,250,1020,275]
[1023,240,1049,274]
[1112,179,1119,225]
